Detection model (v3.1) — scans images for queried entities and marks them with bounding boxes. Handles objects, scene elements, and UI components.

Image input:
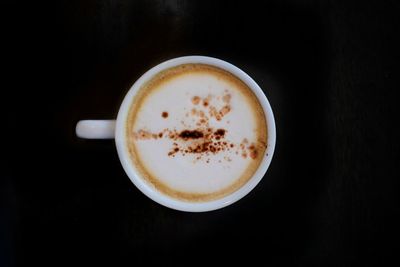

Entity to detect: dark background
[2,0,399,265]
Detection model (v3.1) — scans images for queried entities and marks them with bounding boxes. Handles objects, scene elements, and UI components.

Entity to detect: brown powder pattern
[131,91,263,163]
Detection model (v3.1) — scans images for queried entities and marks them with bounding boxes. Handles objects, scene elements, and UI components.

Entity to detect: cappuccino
[126,64,267,202]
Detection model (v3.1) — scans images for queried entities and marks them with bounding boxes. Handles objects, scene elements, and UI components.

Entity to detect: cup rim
[115,55,276,212]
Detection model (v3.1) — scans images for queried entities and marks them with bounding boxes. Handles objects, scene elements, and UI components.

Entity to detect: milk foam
[127,64,267,200]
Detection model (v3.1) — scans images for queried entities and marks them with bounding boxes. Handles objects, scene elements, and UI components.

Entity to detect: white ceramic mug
[76,56,276,212]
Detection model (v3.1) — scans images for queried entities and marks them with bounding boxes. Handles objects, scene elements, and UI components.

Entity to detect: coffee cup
[76,56,276,212]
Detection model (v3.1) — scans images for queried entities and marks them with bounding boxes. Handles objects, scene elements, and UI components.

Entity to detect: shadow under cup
[114,56,276,212]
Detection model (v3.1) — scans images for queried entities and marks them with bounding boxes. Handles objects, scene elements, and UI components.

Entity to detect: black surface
[2,0,400,265]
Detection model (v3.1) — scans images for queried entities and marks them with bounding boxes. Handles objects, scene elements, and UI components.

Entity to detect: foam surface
[126,64,267,201]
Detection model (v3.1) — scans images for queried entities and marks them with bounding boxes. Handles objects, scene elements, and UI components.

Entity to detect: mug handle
[76,120,116,139]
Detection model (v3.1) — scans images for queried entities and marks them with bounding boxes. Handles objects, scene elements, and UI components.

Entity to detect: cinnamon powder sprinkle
[179,130,204,139]
[223,94,231,103]
[191,96,201,105]
[132,91,261,162]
